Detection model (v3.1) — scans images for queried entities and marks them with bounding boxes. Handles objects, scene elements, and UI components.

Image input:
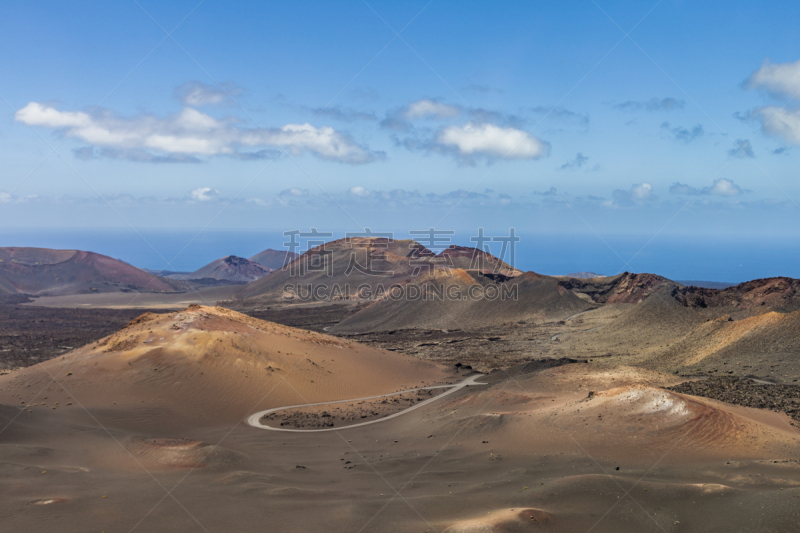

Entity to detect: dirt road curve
[246,374,487,432]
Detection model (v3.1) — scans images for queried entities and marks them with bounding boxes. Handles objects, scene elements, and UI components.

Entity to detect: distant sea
[1,228,798,284]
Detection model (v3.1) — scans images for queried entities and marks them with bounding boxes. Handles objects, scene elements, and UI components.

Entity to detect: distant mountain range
[0,247,296,296]
[0,242,789,335]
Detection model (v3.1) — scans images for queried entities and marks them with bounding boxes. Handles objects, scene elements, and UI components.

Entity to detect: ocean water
[1,228,798,283]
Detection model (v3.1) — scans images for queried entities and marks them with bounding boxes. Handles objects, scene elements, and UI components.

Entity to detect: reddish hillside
[437,245,520,275]
[0,247,182,295]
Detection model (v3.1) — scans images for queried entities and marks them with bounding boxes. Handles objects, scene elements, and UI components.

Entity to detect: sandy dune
[0,305,454,428]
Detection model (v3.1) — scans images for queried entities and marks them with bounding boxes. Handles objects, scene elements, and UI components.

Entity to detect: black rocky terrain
[668,377,800,423]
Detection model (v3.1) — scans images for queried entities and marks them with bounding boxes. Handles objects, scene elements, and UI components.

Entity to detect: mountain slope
[559,271,677,304]
[646,310,800,379]
[249,248,298,270]
[561,273,800,311]
[0,247,184,295]
[675,277,800,311]
[331,270,593,333]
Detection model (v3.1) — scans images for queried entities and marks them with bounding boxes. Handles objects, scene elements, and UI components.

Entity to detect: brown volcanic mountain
[249,248,298,270]
[182,255,271,283]
[559,271,676,304]
[675,277,800,310]
[236,237,435,303]
[234,238,528,307]
[562,273,800,311]
[0,247,184,295]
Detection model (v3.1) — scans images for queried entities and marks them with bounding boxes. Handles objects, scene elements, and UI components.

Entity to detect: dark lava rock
[667,377,800,423]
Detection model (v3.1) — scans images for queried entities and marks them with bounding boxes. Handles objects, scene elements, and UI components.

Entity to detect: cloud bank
[669,178,745,197]
[15,102,383,164]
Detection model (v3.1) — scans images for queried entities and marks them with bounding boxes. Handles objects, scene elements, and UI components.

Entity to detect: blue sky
[1,0,800,244]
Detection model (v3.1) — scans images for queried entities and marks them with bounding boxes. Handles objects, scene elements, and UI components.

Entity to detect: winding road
[246,374,487,432]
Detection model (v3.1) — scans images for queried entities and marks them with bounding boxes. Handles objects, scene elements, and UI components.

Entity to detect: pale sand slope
[410,364,800,532]
[450,364,800,464]
[0,305,455,429]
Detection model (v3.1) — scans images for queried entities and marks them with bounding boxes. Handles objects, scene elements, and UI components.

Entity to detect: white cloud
[608,182,655,207]
[280,188,309,197]
[405,99,461,119]
[746,59,800,97]
[669,178,745,197]
[189,187,220,201]
[15,102,88,127]
[245,197,273,207]
[743,60,800,146]
[750,106,800,145]
[709,178,743,196]
[15,102,382,164]
[630,182,653,201]
[435,122,550,160]
[349,186,371,197]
